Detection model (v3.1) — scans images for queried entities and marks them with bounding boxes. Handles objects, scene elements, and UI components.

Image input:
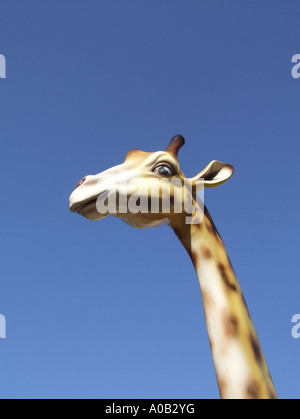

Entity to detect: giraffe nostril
[74,177,86,190]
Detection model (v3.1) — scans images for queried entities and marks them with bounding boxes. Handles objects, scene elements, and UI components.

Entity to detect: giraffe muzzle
[69,196,98,214]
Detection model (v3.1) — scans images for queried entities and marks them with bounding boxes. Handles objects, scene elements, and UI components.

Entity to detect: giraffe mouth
[70,196,98,215]
[69,187,111,220]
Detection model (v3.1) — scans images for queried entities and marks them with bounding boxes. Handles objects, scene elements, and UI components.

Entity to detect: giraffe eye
[153,164,175,177]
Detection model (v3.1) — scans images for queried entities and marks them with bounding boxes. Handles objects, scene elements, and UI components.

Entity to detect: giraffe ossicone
[69,135,277,400]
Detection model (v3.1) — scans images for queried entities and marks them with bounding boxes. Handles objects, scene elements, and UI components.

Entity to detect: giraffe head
[69,135,234,228]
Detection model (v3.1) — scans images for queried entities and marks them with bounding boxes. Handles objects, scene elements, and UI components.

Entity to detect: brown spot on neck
[218,263,237,291]
[242,294,251,319]
[250,334,263,364]
[223,312,239,338]
[207,223,221,242]
[201,245,213,259]
[204,206,222,241]
[191,251,199,267]
[246,380,260,399]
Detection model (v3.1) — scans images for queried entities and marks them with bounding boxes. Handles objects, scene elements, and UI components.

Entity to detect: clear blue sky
[0,0,299,399]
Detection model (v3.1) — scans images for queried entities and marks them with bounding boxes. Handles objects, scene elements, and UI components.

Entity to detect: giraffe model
[69,135,277,399]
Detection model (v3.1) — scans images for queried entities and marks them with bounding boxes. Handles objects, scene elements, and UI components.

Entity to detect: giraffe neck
[172,207,277,399]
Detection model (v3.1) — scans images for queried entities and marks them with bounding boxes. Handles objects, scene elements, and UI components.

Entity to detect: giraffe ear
[193,160,234,188]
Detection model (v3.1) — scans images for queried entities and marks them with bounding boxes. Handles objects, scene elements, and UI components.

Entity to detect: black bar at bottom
[99,400,209,415]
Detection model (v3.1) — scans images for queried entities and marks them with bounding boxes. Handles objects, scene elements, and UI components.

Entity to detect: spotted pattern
[246,380,260,399]
[223,313,239,338]
[250,334,263,364]
[192,251,199,267]
[242,294,251,318]
[201,245,213,259]
[218,263,237,291]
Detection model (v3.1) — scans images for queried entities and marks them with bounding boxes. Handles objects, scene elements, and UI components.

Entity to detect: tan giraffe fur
[69,135,277,399]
